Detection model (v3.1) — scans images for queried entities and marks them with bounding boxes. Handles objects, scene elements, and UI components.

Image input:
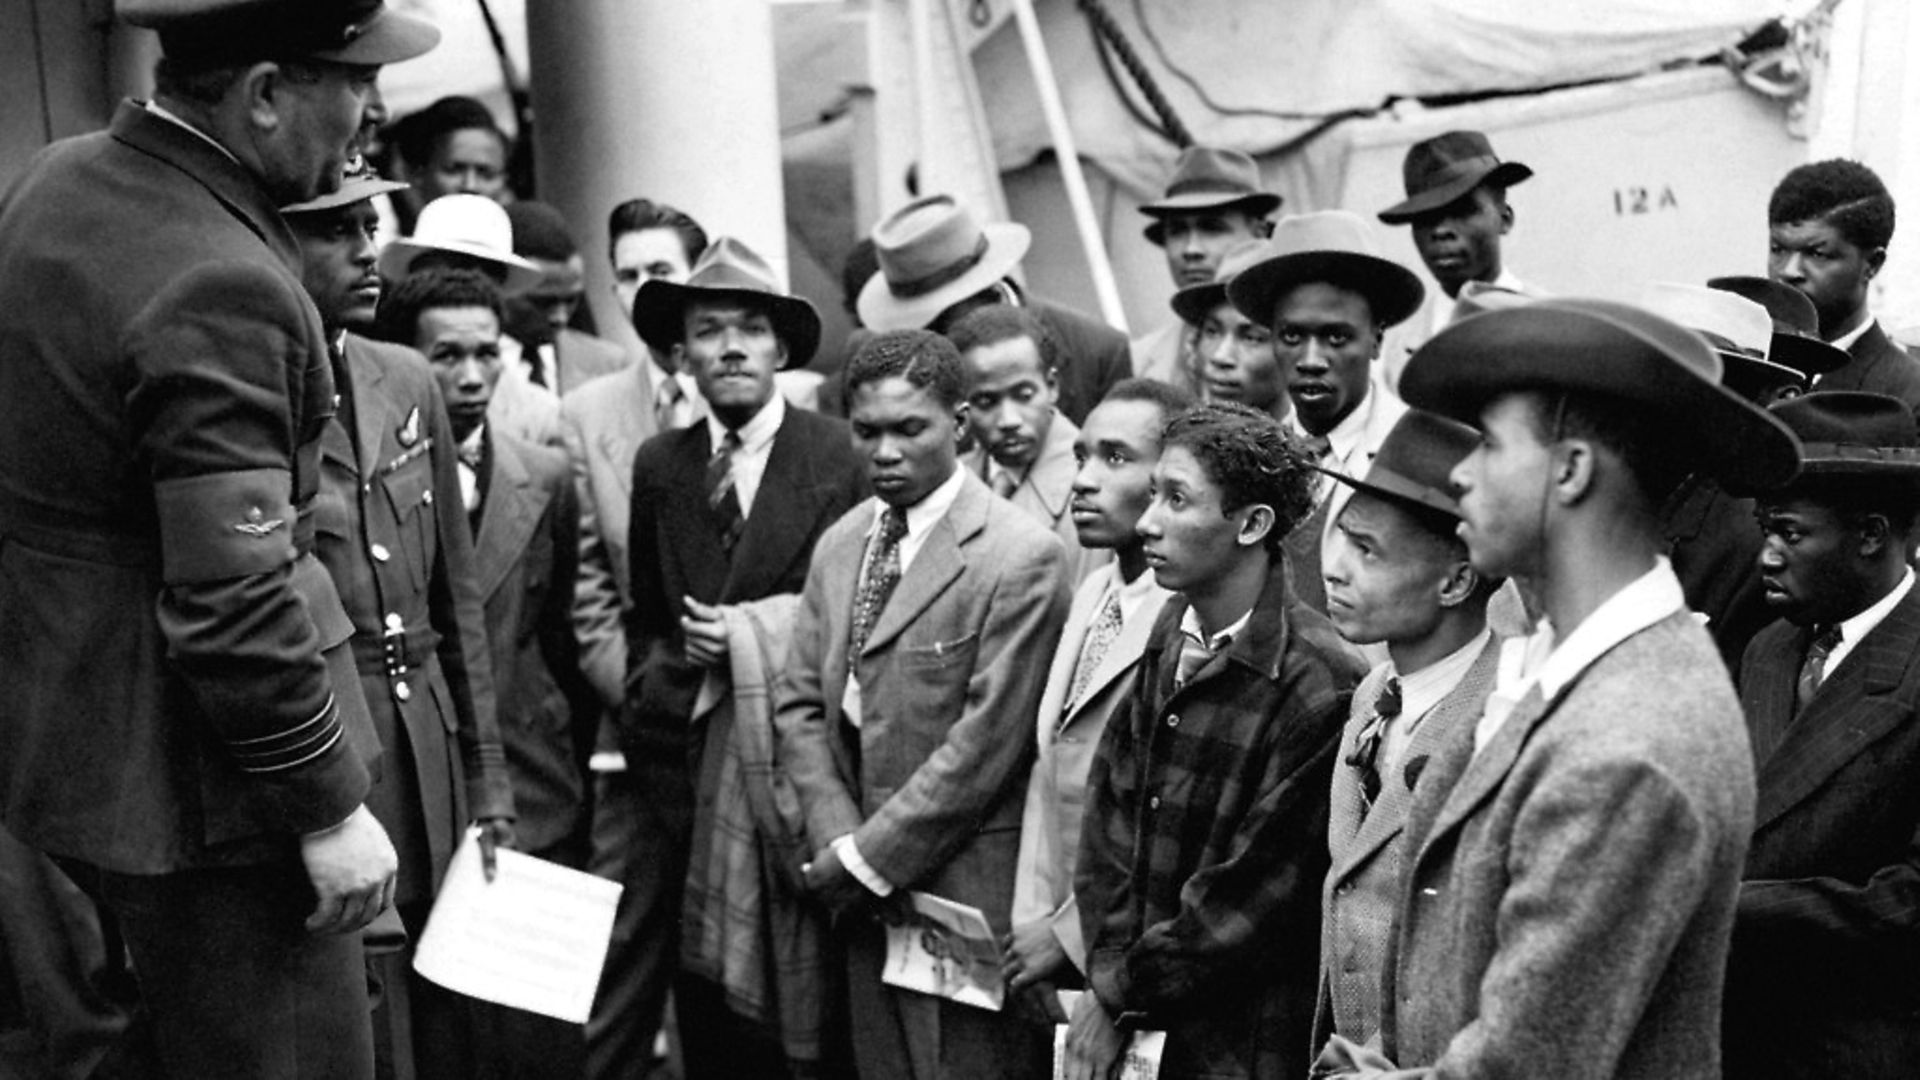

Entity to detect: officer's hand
[300,804,398,935]
[1064,990,1126,1080]
[476,816,517,883]
[680,598,729,668]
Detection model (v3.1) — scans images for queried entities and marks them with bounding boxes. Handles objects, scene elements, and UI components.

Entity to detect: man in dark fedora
[627,237,870,1078]
[1226,210,1424,614]
[1315,409,1502,1055]
[1315,298,1795,1077]
[1725,391,1920,1079]
[0,1,438,1074]
[1707,275,1852,404]
[1767,159,1920,412]
[858,194,1131,426]
[1133,147,1281,396]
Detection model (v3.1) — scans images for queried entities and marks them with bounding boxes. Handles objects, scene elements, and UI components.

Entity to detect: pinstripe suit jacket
[1316,637,1499,1051]
[1727,585,1920,1078]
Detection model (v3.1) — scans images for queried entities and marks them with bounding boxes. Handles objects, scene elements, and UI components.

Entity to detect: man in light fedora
[1227,210,1423,615]
[1723,391,1920,1079]
[1315,409,1502,1056]
[1171,237,1287,421]
[1315,298,1796,1078]
[1708,274,1851,399]
[1133,147,1282,396]
[627,237,870,1079]
[858,194,1131,426]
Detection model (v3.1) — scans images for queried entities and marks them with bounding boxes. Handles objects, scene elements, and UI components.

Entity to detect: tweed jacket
[1031,298,1133,427]
[1012,562,1173,970]
[964,412,1109,585]
[1356,611,1754,1079]
[1317,636,1500,1051]
[552,328,632,397]
[0,103,375,871]
[1817,321,1920,414]
[487,362,564,448]
[1725,585,1920,1078]
[1079,561,1366,1079]
[316,335,513,905]
[473,429,599,855]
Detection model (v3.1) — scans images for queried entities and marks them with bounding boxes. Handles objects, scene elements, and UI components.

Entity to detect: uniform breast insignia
[233,506,286,538]
[397,407,421,448]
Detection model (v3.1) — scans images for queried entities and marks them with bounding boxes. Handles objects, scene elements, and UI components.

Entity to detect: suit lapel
[1060,584,1170,730]
[1023,415,1079,525]
[345,338,393,478]
[860,475,986,657]
[1417,679,1549,860]
[598,366,656,503]
[722,412,828,601]
[1754,586,1920,829]
[1741,620,1804,767]
[473,436,551,600]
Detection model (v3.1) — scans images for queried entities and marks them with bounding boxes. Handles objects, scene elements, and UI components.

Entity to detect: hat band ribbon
[1699,331,1768,360]
[1797,443,1920,465]
[1165,178,1258,199]
[888,236,991,300]
[1414,155,1503,192]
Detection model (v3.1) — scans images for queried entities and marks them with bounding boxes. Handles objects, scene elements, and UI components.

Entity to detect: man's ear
[1435,558,1479,609]
[239,62,286,134]
[1855,511,1893,558]
[1499,200,1515,235]
[1866,245,1889,280]
[1237,503,1277,549]
[952,402,971,441]
[1551,438,1600,506]
[669,342,689,369]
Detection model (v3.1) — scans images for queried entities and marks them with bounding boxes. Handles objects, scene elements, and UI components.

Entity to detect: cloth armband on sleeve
[154,468,296,585]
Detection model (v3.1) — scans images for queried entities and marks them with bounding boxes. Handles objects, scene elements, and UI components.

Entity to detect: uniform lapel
[472,435,551,600]
[345,337,393,479]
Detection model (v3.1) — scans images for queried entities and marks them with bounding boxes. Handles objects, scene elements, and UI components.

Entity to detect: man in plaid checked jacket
[1066,403,1366,1079]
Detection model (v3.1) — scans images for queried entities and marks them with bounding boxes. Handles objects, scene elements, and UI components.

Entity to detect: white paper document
[1051,990,1167,1080]
[413,827,622,1023]
[881,891,1005,1011]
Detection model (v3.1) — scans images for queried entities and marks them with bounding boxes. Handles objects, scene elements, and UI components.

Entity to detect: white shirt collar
[1289,382,1378,469]
[1437,267,1526,333]
[1829,312,1877,354]
[144,100,240,165]
[869,465,967,575]
[705,390,784,456]
[1091,561,1168,627]
[1394,627,1492,724]
[1825,567,1916,677]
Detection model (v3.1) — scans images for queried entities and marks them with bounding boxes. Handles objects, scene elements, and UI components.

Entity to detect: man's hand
[476,816,517,883]
[801,842,871,917]
[681,598,729,668]
[300,804,398,935]
[1002,918,1071,994]
[1063,989,1126,1080]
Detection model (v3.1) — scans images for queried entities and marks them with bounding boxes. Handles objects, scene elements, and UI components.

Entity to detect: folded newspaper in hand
[881,891,1005,1011]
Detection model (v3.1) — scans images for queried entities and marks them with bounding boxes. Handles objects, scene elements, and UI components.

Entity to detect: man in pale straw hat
[1314,297,1800,1078]
[0,0,438,1073]
[1133,147,1282,396]
[1226,209,1424,615]
[859,194,1131,426]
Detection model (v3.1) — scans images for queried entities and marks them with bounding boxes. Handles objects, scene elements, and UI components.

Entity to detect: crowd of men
[1,2,1917,1079]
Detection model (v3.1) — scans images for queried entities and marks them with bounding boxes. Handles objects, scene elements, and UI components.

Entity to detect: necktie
[707,430,745,552]
[1795,623,1842,714]
[1174,629,1225,688]
[1067,589,1125,708]
[849,508,909,666]
[1301,432,1333,462]
[1346,676,1402,804]
[991,469,1019,500]
[655,377,685,432]
[526,341,548,388]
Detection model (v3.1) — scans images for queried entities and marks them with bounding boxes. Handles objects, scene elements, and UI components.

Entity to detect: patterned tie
[1174,628,1226,689]
[707,430,745,552]
[1067,589,1125,708]
[1346,676,1402,804]
[1795,623,1842,714]
[849,508,910,667]
[655,376,685,432]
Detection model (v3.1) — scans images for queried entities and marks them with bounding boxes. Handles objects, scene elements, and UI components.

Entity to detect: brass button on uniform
[395,681,412,702]
[421,489,434,506]
[385,612,404,632]
[370,543,391,562]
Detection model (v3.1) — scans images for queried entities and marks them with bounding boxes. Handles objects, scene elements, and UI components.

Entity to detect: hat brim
[856,223,1031,332]
[1378,161,1533,224]
[1400,302,1801,492]
[308,7,441,66]
[282,175,409,214]
[1720,351,1807,390]
[1227,251,1426,330]
[1140,193,1283,245]
[1170,281,1227,327]
[633,280,821,370]
[1319,463,1461,520]
[378,237,543,296]
[1770,333,1849,377]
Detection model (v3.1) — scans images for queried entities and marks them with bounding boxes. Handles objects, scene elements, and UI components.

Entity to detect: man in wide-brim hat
[1723,390,1920,1080]
[1169,237,1286,419]
[379,191,543,295]
[1707,274,1850,393]
[1378,130,1534,307]
[1314,298,1798,1077]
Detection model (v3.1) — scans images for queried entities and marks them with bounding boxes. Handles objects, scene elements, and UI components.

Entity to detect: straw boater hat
[1138,147,1283,245]
[377,194,542,295]
[1741,392,1920,495]
[281,157,409,215]
[1399,297,1802,492]
[856,195,1031,333]
[1321,408,1481,521]
[1169,238,1273,326]
[1636,282,1805,391]
[634,237,821,369]
[1706,274,1849,381]
[1226,210,1426,330]
[120,0,439,67]
[1378,130,1534,224]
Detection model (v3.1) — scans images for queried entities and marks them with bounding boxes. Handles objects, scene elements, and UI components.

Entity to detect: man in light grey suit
[777,329,1069,1079]
[1313,409,1500,1052]
[1002,378,1194,1016]
[1314,299,1798,1078]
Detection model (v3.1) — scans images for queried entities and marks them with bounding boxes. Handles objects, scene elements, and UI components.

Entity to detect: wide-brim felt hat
[1321,408,1479,520]
[378,194,542,295]
[1706,274,1849,378]
[1379,130,1533,224]
[1227,210,1425,330]
[634,236,820,369]
[121,0,440,67]
[1739,392,1920,493]
[1140,147,1283,244]
[1169,238,1273,326]
[858,195,1031,332]
[281,156,408,214]
[1637,281,1806,391]
[1400,297,1802,492]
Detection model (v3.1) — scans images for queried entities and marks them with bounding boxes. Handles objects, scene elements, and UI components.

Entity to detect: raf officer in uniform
[0,1,440,1076]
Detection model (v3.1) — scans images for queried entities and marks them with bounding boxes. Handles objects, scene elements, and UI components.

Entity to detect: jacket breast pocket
[889,632,980,724]
[379,452,437,595]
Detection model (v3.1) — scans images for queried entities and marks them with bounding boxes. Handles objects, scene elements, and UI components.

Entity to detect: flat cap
[120,0,439,67]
